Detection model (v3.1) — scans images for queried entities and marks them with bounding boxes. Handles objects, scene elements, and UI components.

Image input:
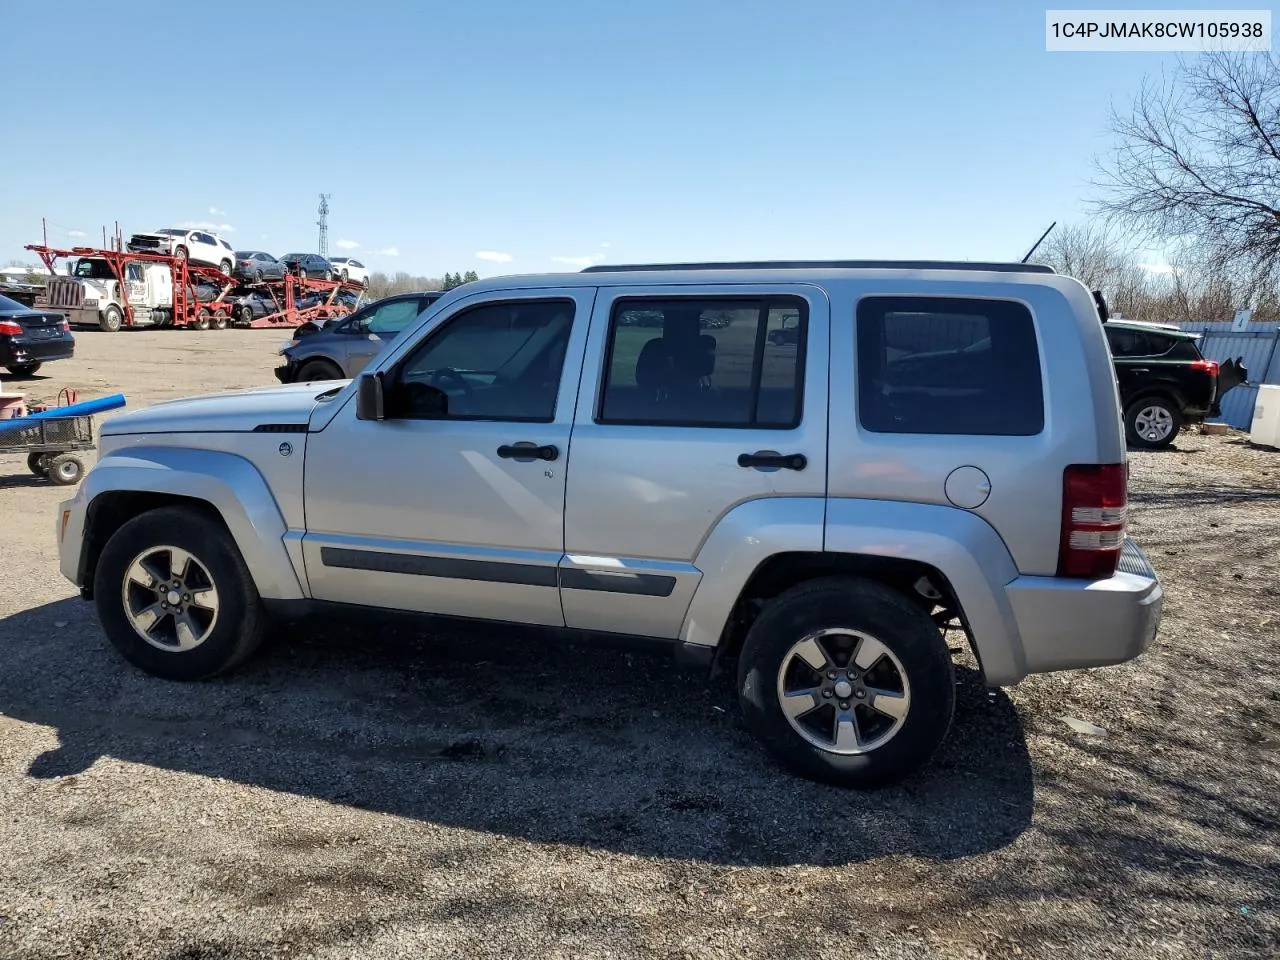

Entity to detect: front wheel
[26,452,48,476]
[296,358,343,381]
[93,506,267,680]
[340,269,349,282]
[100,305,123,332]
[737,576,955,789]
[1126,398,1182,449]
[6,362,41,377]
[219,260,233,276]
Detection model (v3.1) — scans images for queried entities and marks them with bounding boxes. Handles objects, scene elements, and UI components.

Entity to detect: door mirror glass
[356,372,385,420]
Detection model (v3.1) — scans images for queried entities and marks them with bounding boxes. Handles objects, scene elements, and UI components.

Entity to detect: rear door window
[856,296,1044,436]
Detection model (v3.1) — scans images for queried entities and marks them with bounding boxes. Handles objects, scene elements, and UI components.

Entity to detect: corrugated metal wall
[1175,321,1280,429]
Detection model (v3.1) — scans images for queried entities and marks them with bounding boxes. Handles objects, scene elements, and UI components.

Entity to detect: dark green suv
[1105,320,1247,449]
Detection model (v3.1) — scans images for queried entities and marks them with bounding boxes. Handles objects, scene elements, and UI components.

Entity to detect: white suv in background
[126,229,235,275]
[328,257,369,286]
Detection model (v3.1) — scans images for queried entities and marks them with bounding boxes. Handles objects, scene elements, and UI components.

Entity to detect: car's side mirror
[356,372,385,421]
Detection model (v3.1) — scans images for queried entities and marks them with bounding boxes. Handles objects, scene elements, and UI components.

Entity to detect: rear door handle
[497,442,559,462]
[1129,367,1150,374]
[738,450,807,471]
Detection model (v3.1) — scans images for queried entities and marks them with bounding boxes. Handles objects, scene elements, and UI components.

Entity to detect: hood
[101,381,348,436]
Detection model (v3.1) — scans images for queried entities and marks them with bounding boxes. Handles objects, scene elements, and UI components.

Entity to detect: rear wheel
[92,506,267,680]
[99,305,123,332]
[737,576,955,788]
[219,260,233,276]
[296,358,344,381]
[46,453,84,485]
[340,269,349,282]
[237,305,255,324]
[212,310,229,330]
[1126,398,1182,449]
[194,308,211,331]
[26,452,48,476]
[174,246,188,261]
[6,362,41,376]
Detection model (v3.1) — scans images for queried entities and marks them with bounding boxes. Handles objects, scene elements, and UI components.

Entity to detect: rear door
[560,284,828,638]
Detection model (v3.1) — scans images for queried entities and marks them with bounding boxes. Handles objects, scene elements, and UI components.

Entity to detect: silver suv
[55,260,1163,788]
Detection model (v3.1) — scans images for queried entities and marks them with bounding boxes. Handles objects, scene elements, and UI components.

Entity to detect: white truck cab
[40,257,174,331]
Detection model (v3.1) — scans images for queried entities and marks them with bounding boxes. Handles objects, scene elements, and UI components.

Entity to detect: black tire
[296,358,344,381]
[219,260,233,276]
[174,246,188,261]
[99,305,123,332]
[45,453,84,486]
[6,362,42,377]
[237,305,254,324]
[93,506,267,681]
[1125,397,1182,449]
[737,576,955,789]
[193,309,211,331]
[252,269,263,283]
[340,269,349,282]
[212,310,229,330]
[26,452,48,476]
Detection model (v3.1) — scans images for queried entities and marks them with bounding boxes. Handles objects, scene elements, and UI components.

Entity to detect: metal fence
[1175,321,1280,429]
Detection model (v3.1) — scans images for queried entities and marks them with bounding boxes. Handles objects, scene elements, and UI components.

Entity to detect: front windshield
[155,229,185,236]
[73,259,115,279]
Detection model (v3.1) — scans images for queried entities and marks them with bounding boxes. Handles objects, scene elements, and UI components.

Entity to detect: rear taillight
[59,319,70,332]
[0,320,23,336]
[1191,359,1219,375]
[1058,464,1127,579]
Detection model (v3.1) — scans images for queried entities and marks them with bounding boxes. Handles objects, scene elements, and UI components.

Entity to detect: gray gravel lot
[1,331,1278,959]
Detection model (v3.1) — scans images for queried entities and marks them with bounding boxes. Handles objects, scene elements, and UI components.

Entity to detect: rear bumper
[3,335,75,364]
[1002,538,1162,681]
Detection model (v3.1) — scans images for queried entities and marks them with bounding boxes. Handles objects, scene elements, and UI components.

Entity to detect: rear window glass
[1165,338,1202,361]
[856,296,1044,436]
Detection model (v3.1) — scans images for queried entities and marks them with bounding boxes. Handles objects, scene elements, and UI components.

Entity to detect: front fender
[72,447,305,600]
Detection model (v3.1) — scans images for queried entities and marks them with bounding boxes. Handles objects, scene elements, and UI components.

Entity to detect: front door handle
[738,450,807,471]
[497,442,559,462]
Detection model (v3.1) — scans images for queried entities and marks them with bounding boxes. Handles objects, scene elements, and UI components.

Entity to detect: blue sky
[2,1,1211,276]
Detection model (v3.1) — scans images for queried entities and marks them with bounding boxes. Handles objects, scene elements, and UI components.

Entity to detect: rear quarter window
[856,296,1044,436]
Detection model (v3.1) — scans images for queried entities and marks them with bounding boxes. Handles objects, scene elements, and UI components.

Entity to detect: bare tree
[1095,51,1280,295]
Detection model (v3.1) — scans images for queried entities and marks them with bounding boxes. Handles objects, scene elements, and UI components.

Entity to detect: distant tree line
[365,269,479,301]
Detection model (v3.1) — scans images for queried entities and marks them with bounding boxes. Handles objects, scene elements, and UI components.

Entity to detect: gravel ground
[1,331,1278,959]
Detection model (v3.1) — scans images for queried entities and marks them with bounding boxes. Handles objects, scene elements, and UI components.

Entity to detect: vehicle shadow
[0,597,1035,867]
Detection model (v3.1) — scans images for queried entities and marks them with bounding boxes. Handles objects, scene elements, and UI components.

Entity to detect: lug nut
[855,689,866,699]
[822,690,833,699]
[839,701,850,710]
[827,671,836,679]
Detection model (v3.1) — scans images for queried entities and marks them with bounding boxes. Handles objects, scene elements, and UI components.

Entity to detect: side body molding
[79,447,305,600]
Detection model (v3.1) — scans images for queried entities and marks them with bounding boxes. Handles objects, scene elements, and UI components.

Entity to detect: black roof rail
[580,259,1057,274]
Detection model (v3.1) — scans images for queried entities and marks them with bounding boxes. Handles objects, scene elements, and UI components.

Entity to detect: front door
[560,285,828,638]
[301,287,594,626]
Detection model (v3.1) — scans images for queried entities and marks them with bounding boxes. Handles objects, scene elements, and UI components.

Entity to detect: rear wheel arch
[713,550,975,673]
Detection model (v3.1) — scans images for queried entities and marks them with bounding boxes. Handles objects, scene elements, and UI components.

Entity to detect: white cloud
[1138,262,1178,275]
[551,254,606,267]
[208,206,225,216]
[476,250,513,263]
[335,239,360,250]
[260,233,269,240]
[370,246,399,257]
[66,229,86,238]
[600,242,611,248]
[180,220,235,234]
